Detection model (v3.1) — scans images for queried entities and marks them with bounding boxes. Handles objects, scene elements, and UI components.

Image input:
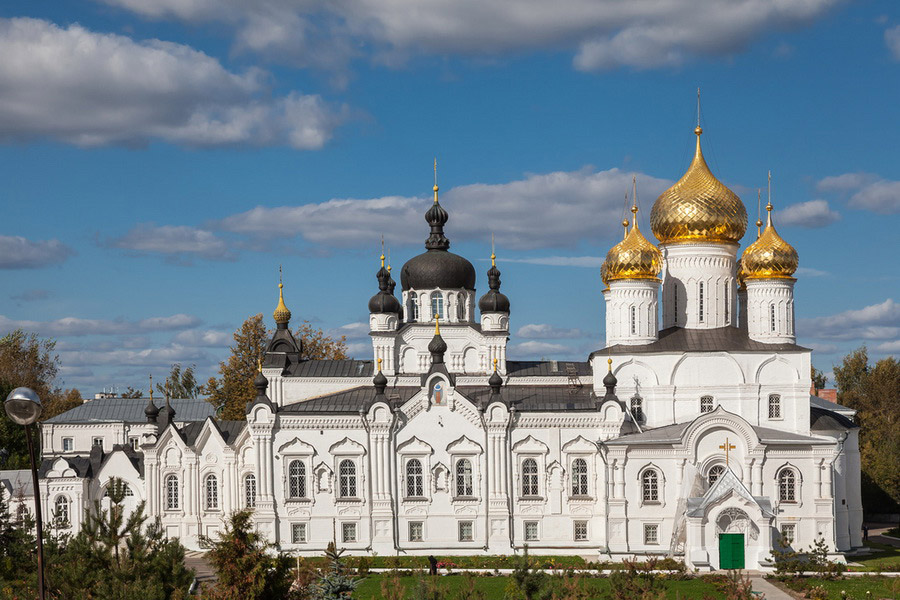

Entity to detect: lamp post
[5,387,46,600]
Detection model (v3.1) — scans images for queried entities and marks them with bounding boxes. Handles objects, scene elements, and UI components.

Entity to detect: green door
[718,533,745,569]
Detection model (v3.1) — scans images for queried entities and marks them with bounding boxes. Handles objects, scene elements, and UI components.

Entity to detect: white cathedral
[7,123,863,571]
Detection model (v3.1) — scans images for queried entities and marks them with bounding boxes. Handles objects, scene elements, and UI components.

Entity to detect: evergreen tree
[308,542,359,600]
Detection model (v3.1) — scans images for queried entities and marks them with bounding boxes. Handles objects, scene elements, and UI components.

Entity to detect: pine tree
[308,542,360,600]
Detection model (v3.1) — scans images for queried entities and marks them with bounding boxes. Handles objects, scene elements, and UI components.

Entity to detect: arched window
[699,282,705,322]
[630,306,636,334]
[521,458,539,497]
[430,292,444,321]
[707,465,726,488]
[673,286,678,325]
[768,394,782,419]
[205,474,219,510]
[289,460,307,498]
[724,283,729,322]
[571,458,588,496]
[630,396,644,423]
[54,496,69,525]
[245,474,257,508]
[457,292,465,320]
[641,469,659,503]
[455,459,473,497]
[165,475,179,510]
[406,459,424,497]
[339,459,357,498]
[409,292,419,322]
[700,395,714,414]
[778,468,797,503]
[770,304,776,332]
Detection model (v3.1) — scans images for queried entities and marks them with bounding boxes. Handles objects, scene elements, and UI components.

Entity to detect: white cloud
[0,313,200,337]
[807,342,838,354]
[216,168,672,250]
[885,25,900,60]
[777,200,840,227]
[875,340,900,353]
[798,299,900,341]
[59,344,211,368]
[816,172,878,192]
[0,18,344,148]
[107,224,235,262]
[172,329,231,347]
[517,323,589,339]
[816,172,900,214]
[327,322,370,340]
[0,235,74,269]
[508,340,578,358]
[96,0,841,72]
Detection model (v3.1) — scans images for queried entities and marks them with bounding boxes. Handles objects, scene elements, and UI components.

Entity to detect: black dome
[479,290,510,313]
[401,251,476,291]
[369,292,401,313]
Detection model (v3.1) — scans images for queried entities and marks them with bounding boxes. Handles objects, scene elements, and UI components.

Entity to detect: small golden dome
[604,205,662,282]
[273,282,292,325]
[740,202,798,280]
[651,127,748,244]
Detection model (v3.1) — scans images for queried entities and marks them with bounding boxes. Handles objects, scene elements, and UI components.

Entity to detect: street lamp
[5,387,46,600]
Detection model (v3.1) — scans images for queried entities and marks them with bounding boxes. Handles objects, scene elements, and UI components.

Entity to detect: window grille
[630,306,636,334]
[699,282,704,322]
[458,521,474,542]
[771,304,776,332]
[289,460,307,498]
[768,394,782,419]
[780,523,796,546]
[205,474,219,510]
[54,496,69,525]
[341,522,357,543]
[406,459,424,497]
[292,523,307,543]
[574,521,588,541]
[339,460,357,498]
[571,458,589,496]
[708,465,726,488]
[455,459,473,497]
[630,396,644,423]
[521,458,539,496]
[644,523,659,545]
[700,395,714,413]
[642,469,659,503]
[778,469,797,503]
[409,521,424,542]
[524,521,539,541]
[245,474,257,508]
[166,475,179,510]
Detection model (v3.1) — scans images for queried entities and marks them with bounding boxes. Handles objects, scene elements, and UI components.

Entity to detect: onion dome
[273,282,292,329]
[478,252,511,313]
[489,359,503,394]
[373,358,388,396]
[401,180,476,291]
[369,253,402,313]
[246,359,275,414]
[740,202,799,280]
[604,204,662,282]
[428,317,448,363]
[651,126,747,244]
[597,358,619,407]
[144,378,159,423]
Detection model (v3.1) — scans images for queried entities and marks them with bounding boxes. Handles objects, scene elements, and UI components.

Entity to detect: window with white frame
[455,458,474,497]
[457,292,465,320]
[571,458,589,496]
[92,437,103,449]
[289,460,307,499]
[770,304,776,332]
[62,438,73,452]
[129,437,139,451]
[630,306,636,334]
[409,521,424,542]
[700,395,714,414]
[205,474,219,510]
[641,469,659,503]
[768,394,782,419]
[644,523,659,545]
[54,496,70,526]
[778,468,797,503]
[292,523,307,544]
[630,396,644,423]
[339,459,357,498]
[707,465,726,488]
[406,459,424,498]
[524,521,539,541]
[245,474,257,508]
[458,521,474,542]
[165,475,179,510]
[409,292,419,322]
[521,458,539,497]
[780,523,796,546]
[430,291,444,321]
[341,522,357,543]
[699,282,705,322]
[574,521,588,541]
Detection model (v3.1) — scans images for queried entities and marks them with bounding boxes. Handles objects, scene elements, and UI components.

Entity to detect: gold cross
[719,437,736,466]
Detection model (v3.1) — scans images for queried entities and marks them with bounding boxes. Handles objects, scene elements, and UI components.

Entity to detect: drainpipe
[829,432,847,552]
[507,405,516,550]
[360,408,374,552]
[389,405,401,552]
[479,405,489,551]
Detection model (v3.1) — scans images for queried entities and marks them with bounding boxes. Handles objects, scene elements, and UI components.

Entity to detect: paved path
[184,551,216,587]
[751,577,796,600]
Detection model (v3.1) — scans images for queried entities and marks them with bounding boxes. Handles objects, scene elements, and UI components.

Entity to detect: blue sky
[1,0,898,395]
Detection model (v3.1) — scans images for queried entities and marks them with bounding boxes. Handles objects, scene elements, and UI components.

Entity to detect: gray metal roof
[0,470,33,497]
[44,397,215,424]
[594,326,809,356]
[810,407,857,432]
[809,394,855,416]
[606,421,690,445]
[506,361,592,377]
[281,386,419,414]
[289,359,374,378]
[459,385,597,412]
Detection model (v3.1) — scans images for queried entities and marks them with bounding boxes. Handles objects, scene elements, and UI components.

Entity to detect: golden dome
[604,205,662,282]
[651,127,748,244]
[273,282,292,325]
[741,202,798,280]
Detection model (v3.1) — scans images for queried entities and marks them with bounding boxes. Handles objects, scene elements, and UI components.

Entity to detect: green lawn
[779,575,900,599]
[849,542,900,572]
[352,574,726,599]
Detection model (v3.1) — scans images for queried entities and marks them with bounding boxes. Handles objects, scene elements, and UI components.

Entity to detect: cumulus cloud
[816,172,900,214]
[216,168,672,251]
[95,0,841,72]
[327,322,370,340]
[517,324,589,339]
[106,224,235,262]
[172,329,231,347]
[0,18,345,148]
[777,200,840,227]
[59,344,211,368]
[886,25,900,60]
[0,313,200,337]
[508,340,577,357]
[0,235,75,269]
[798,299,900,341]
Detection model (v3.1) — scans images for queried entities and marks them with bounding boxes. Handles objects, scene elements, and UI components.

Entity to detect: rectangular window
[524,521,539,542]
[574,521,588,541]
[341,522,357,543]
[458,521,474,542]
[630,306,636,335]
[409,521,424,542]
[768,394,782,419]
[699,282,704,322]
[771,304,776,332]
[780,523,796,546]
[292,523,307,544]
[700,396,714,414]
[62,438,73,452]
[724,283,729,322]
[644,524,659,545]
[92,437,103,449]
[129,437,139,450]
